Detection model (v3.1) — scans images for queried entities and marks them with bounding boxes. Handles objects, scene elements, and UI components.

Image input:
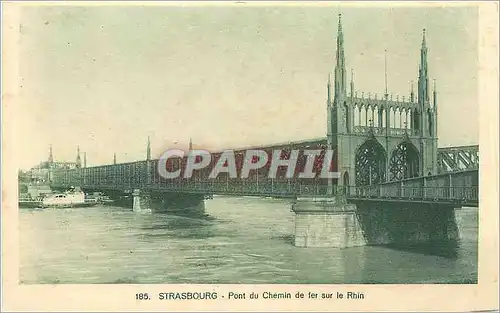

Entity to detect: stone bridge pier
[291,197,462,248]
[292,197,366,248]
[132,189,206,215]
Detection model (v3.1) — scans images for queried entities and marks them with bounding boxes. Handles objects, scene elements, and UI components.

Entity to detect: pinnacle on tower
[334,13,347,100]
[418,28,429,105]
[189,138,193,151]
[113,153,117,165]
[337,13,343,45]
[83,152,87,168]
[422,28,427,48]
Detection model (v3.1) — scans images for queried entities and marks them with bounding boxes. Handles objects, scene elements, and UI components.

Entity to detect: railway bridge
[47,15,479,248]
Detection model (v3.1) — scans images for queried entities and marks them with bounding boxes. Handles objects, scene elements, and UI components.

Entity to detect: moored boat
[41,188,97,208]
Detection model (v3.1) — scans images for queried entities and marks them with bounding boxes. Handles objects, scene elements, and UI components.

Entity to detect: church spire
[334,13,347,101]
[113,153,116,165]
[189,138,193,151]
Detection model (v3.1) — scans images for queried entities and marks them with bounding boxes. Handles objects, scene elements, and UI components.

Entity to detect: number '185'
[136,293,150,300]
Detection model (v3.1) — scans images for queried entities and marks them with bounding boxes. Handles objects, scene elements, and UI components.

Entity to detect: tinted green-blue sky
[17,4,478,169]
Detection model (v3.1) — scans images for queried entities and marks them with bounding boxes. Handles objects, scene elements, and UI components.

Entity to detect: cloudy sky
[15,3,478,169]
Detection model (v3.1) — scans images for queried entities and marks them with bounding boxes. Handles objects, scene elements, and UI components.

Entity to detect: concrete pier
[152,192,206,215]
[132,189,151,213]
[132,190,205,215]
[354,202,460,246]
[292,196,463,249]
[292,197,366,248]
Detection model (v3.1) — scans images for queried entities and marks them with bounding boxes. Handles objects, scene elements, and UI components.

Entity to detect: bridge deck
[49,160,478,206]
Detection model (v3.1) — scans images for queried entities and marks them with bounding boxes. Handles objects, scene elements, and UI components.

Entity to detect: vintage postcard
[2,1,498,311]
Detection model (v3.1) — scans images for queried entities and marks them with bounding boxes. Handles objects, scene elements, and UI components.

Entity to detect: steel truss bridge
[437,145,479,173]
[49,142,478,207]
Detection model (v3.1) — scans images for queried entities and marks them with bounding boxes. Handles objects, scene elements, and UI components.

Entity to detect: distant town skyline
[16,4,478,169]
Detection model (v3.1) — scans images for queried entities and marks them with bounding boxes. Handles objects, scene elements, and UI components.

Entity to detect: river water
[19,196,478,284]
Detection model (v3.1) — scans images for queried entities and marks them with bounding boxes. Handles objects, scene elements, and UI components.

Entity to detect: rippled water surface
[19,196,478,284]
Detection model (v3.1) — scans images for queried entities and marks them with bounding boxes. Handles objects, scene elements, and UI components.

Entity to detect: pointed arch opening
[394,107,401,128]
[380,108,386,128]
[343,171,350,186]
[360,105,367,126]
[389,141,420,181]
[372,105,379,127]
[355,138,387,186]
[402,108,409,129]
[354,104,360,126]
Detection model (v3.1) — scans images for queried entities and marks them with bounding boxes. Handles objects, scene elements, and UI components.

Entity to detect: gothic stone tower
[327,15,438,187]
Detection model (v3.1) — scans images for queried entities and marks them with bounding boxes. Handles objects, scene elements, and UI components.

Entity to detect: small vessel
[41,187,97,208]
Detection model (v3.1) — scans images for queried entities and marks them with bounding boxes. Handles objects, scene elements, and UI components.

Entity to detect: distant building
[25,145,82,183]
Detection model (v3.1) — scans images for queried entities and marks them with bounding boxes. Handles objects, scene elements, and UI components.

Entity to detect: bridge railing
[147,180,334,197]
[347,186,478,203]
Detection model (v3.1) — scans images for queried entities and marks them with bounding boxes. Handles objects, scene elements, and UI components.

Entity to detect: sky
[15,3,479,169]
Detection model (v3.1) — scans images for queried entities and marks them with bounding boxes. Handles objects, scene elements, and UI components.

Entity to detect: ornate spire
[146,136,151,160]
[337,14,344,57]
[334,13,347,100]
[113,153,117,165]
[422,28,427,49]
[189,138,193,151]
[418,28,429,105]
